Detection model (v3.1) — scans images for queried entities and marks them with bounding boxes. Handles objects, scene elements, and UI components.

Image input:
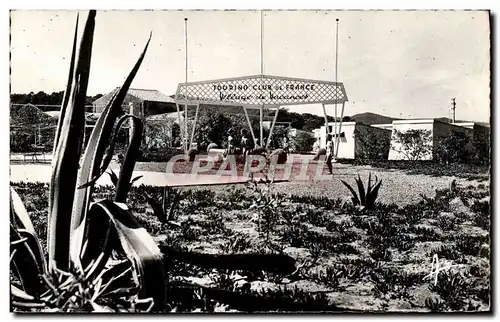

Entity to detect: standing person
[313,139,320,153]
[325,134,334,175]
[224,129,235,159]
[283,136,289,154]
[240,129,249,161]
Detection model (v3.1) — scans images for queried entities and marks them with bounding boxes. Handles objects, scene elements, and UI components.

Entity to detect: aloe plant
[10,11,166,312]
[340,173,382,210]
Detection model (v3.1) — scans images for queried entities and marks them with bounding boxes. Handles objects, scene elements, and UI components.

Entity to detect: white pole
[243,107,257,145]
[333,18,340,159]
[175,102,181,134]
[322,103,330,135]
[266,106,280,149]
[335,102,346,158]
[260,10,264,77]
[184,17,189,152]
[260,107,263,146]
[260,10,264,147]
[189,103,200,149]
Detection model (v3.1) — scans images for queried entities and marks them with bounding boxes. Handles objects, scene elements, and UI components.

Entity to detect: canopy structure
[174,74,349,154]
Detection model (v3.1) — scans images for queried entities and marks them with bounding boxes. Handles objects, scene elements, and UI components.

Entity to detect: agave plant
[107,169,143,198]
[145,187,183,227]
[10,11,166,312]
[340,173,382,210]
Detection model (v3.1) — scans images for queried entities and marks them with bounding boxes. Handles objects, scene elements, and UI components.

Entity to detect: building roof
[95,88,175,104]
[128,88,175,103]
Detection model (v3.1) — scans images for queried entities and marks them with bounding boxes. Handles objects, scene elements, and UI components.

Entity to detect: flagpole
[184,17,189,152]
[260,10,264,147]
[333,18,339,160]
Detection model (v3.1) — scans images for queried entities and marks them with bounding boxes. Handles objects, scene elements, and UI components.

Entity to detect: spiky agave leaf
[52,14,79,153]
[355,174,366,206]
[82,200,166,310]
[366,178,383,209]
[11,284,45,305]
[70,33,152,269]
[76,112,146,190]
[340,179,360,205]
[367,172,372,194]
[114,115,143,203]
[75,114,128,189]
[130,175,143,186]
[11,283,48,310]
[10,187,47,296]
[145,193,166,223]
[108,169,119,187]
[48,10,96,272]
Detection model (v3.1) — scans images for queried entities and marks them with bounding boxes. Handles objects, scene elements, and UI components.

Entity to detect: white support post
[266,106,280,149]
[334,103,338,153]
[243,106,257,145]
[189,103,200,149]
[184,17,189,153]
[175,102,182,148]
[334,101,346,158]
[184,103,188,152]
[321,103,330,144]
[175,102,182,129]
[259,107,263,147]
[321,103,330,134]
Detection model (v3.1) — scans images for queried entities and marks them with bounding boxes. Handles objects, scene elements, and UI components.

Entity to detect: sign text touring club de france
[214,83,316,101]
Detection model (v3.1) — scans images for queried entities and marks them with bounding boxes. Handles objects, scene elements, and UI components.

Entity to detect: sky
[9,9,491,122]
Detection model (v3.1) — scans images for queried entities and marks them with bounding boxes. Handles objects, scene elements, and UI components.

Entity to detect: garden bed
[10,178,491,313]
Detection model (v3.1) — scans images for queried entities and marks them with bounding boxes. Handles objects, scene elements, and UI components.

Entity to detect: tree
[267,126,290,150]
[10,91,103,108]
[391,129,433,161]
[436,130,473,164]
[275,108,341,132]
[193,111,233,147]
[355,128,391,160]
[143,118,176,151]
[292,131,316,153]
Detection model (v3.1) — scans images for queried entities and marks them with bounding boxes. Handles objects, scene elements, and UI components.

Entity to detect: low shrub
[137,147,183,162]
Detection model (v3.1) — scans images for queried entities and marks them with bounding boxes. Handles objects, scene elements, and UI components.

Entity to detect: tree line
[274,109,353,132]
[11,91,354,132]
[10,91,103,109]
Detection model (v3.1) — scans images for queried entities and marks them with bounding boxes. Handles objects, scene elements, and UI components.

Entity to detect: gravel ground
[182,163,484,206]
[11,156,488,206]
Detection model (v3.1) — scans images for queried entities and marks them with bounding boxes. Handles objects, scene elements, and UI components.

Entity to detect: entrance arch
[174,74,349,157]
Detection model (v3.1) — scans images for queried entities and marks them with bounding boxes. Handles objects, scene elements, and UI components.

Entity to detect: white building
[314,122,392,159]
[388,119,473,161]
[371,123,393,131]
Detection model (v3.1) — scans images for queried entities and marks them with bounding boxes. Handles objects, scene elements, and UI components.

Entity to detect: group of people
[224,128,254,160]
[223,128,290,161]
[313,134,335,174]
[221,129,335,173]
